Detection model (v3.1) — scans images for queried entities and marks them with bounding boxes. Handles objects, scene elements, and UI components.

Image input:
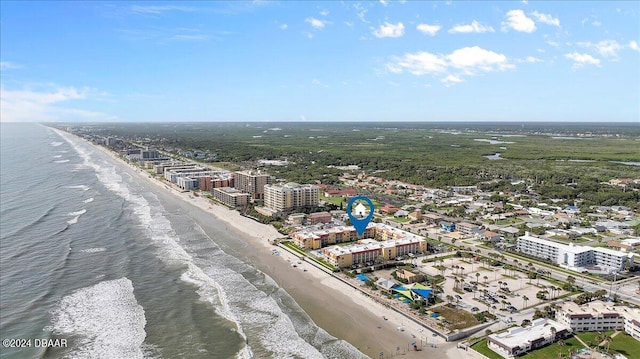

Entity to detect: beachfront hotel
[233,170,271,200]
[322,237,427,268]
[487,318,572,358]
[212,187,251,208]
[555,300,640,340]
[263,182,319,213]
[516,233,633,271]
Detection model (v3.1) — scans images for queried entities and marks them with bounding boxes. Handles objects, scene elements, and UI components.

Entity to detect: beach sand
[85,139,477,359]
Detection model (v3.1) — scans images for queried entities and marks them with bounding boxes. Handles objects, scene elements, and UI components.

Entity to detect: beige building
[322,237,427,268]
[263,182,319,213]
[212,187,250,208]
[233,170,271,200]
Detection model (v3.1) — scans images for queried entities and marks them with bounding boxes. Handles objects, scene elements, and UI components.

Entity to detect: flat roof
[490,318,569,349]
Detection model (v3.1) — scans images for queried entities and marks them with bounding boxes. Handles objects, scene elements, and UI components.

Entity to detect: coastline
[65,131,471,359]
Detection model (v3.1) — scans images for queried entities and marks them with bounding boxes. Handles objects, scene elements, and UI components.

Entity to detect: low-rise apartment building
[212,187,250,208]
[456,222,483,236]
[291,223,425,253]
[487,318,571,358]
[322,237,427,268]
[555,300,640,340]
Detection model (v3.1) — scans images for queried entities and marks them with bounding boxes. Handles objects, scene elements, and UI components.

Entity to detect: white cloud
[280,24,288,30]
[565,52,600,68]
[629,41,639,51]
[441,74,463,87]
[524,56,543,63]
[591,20,602,26]
[373,22,405,38]
[389,52,448,75]
[447,47,513,72]
[531,11,560,27]
[353,3,370,24]
[386,46,513,86]
[0,61,22,70]
[379,0,389,7]
[305,17,325,30]
[417,23,441,36]
[345,21,354,27]
[320,10,329,16]
[578,40,624,58]
[0,85,114,122]
[502,9,536,33]
[449,20,494,34]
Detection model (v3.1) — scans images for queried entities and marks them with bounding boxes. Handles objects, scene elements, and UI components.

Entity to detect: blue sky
[1,1,638,123]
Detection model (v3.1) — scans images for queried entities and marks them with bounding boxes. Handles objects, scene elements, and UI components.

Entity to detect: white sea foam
[83,197,94,203]
[56,130,333,358]
[67,209,87,225]
[68,209,87,216]
[48,278,147,359]
[53,154,63,158]
[50,141,63,147]
[55,159,70,163]
[81,247,106,253]
[65,185,90,191]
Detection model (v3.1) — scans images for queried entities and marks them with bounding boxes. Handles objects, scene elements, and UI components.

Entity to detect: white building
[556,300,640,340]
[517,233,633,271]
[487,318,571,358]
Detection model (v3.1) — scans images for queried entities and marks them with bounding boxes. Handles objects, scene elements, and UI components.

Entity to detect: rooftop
[489,318,570,349]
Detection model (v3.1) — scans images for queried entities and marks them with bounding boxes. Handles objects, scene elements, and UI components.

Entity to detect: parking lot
[415,256,567,317]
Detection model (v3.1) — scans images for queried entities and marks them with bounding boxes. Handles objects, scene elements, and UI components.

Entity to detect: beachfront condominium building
[322,237,427,268]
[487,318,571,358]
[292,223,425,252]
[516,233,632,271]
[165,169,226,184]
[555,300,640,339]
[263,183,319,213]
[212,187,250,208]
[198,176,234,192]
[292,225,376,250]
[233,170,271,200]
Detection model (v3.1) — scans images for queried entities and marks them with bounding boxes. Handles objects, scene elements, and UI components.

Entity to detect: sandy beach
[85,138,476,359]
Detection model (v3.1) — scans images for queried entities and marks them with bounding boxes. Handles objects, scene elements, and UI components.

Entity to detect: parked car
[471,307,479,312]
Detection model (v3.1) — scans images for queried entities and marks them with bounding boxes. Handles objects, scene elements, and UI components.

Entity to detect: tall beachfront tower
[233,170,271,200]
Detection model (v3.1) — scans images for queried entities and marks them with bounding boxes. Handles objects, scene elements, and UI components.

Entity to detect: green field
[521,336,586,359]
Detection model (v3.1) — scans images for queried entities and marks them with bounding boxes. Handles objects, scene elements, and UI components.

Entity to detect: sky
[1,1,639,123]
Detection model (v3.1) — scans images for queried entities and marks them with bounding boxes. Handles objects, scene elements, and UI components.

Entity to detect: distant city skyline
[1,1,638,123]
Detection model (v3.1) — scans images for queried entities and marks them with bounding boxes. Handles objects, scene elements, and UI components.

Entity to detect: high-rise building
[263,182,319,213]
[233,170,271,200]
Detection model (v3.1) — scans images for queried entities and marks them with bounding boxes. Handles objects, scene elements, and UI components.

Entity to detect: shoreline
[62,130,472,359]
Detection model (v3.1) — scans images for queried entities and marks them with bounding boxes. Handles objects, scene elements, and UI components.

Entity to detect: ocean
[0,123,365,359]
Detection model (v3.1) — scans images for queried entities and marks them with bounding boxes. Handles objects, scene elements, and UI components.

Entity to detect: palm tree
[476,272,481,284]
[522,295,529,308]
[454,278,460,290]
[484,275,488,284]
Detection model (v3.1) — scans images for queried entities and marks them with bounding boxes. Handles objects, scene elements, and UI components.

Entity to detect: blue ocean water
[0,123,364,359]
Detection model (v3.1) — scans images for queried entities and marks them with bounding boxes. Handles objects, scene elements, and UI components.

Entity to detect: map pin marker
[346,196,375,236]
